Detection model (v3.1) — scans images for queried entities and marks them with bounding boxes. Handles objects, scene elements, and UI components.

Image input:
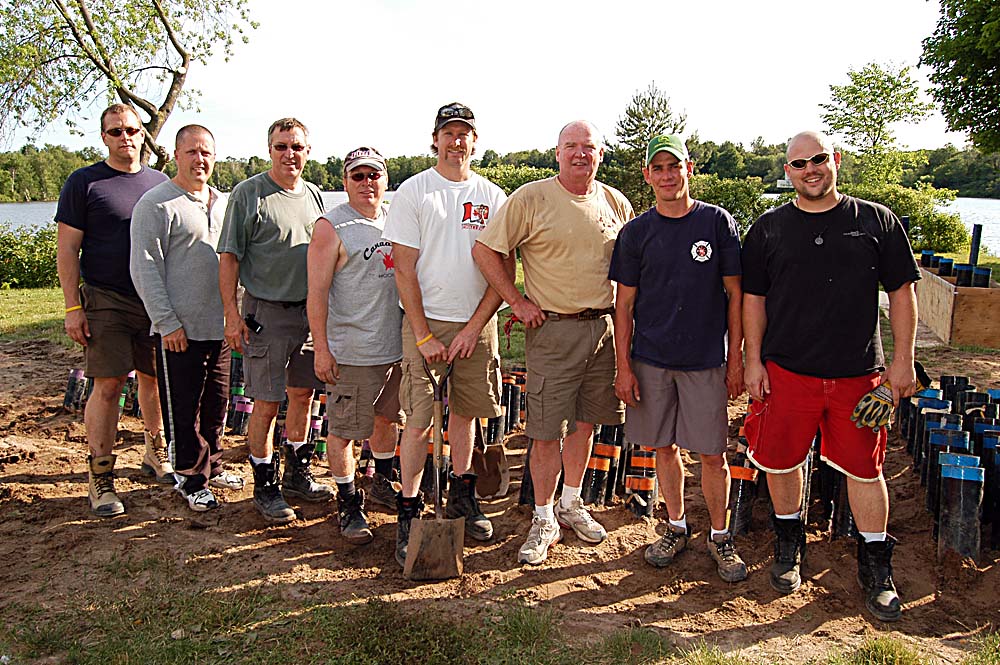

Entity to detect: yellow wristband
[65,305,83,313]
[415,333,434,347]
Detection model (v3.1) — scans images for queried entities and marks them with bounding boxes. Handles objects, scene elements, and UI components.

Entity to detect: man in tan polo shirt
[474,120,634,565]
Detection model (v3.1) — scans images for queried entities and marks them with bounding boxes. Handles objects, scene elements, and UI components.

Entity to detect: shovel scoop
[404,360,465,580]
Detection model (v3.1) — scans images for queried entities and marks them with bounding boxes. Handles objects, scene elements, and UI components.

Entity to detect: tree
[819,63,933,184]
[0,0,256,170]
[921,0,1000,153]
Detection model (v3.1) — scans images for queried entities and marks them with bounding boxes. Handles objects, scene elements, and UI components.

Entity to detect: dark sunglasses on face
[787,152,831,170]
[271,143,307,153]
[104,127,142,137]
[350,172,383,182]
[438,105,474,120]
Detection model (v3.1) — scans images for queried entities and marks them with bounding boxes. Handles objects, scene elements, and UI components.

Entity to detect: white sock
[250,453,272,465]
[287,440,306,450]
[710,527,729,540]
[775,511,801,521]
[534,503,555,522]
[372,450,395,460]
[333,474,354,485]
[860,531,887,543]
[669,514,687,530]
[559,485,581,509]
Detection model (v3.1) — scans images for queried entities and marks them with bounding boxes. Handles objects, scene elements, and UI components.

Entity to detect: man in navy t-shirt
[56,104,169,517]
[609,134,746,582]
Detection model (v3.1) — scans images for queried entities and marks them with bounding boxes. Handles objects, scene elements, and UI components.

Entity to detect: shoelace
[714,539,738,561]
[94,472,116,495]
[527,518,554,547]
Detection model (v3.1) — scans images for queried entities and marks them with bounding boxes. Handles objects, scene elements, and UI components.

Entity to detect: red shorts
[744,361,886,482]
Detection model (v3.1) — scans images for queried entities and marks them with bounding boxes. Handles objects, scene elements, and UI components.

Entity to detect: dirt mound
[0,339,997,663]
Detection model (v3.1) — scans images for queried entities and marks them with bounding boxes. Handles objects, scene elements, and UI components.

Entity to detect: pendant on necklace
[814,236,824,246]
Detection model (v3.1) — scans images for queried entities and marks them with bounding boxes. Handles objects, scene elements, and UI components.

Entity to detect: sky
[8,0,970,162]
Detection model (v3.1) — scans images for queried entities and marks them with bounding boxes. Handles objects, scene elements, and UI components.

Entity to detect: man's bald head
[558,120,603,149]
[786,131,835,161]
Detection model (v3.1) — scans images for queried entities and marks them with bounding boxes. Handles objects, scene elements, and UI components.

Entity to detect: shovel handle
[423,359,452,518]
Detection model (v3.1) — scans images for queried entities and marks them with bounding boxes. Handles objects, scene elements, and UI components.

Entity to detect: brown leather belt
[542,307,615,321]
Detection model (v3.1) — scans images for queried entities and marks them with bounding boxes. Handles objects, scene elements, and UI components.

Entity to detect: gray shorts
[242,293,324,402]
[327,362,404,441]
[623,361,728,455]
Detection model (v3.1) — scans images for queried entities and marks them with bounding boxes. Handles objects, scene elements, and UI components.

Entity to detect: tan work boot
[88,454,125,517]
[141,430,174,484]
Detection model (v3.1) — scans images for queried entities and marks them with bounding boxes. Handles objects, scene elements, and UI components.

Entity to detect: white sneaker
[180,486,219,512]
[209,471,245,490]
[518,516,561,565]
[555,497,607,544]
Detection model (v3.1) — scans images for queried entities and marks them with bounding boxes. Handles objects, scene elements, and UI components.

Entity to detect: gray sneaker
[368,472,399,510]
[708,533,748,582]
[518,516,561,565]
[644,524,689,567]
[555,497,607,544]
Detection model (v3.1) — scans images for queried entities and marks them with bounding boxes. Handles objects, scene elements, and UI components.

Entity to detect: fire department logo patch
[690,240,712,262]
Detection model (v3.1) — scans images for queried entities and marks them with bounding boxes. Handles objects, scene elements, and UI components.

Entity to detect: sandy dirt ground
[0,336,998,663]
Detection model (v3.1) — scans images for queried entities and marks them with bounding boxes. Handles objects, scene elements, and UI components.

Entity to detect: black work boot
[251,456,295,524]
[338,489,373,545]
[857,535,902,622]
[770,514,806,594]
[281,443,334,502]
[395,494,424,568]
[445,472,493,541]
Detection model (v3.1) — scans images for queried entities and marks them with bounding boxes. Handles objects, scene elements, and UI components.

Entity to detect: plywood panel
[916,267,956,344]
[950,284,1000,348]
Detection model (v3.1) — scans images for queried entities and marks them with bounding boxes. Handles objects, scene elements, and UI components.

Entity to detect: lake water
[2,192,998,252]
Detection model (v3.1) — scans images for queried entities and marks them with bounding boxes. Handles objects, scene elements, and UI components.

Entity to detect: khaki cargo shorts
[524,315,623,441]
[326,362,404,441]
[400,317,502,429]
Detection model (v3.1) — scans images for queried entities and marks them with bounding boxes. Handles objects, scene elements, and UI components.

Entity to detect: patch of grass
[590,625,677,664]
[963,632,1000,665]
[823,635,931,665]
[0,286,70,347]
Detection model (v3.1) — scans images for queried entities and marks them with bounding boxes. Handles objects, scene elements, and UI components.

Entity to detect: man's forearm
[743,294,767,363]
[218,253,241,317]
[56,226,82,307]
[725,279,744,361]
[887,283,917,364]
[472,243,522,304]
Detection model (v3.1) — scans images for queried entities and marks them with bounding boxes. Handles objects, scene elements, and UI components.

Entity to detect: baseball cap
[434,102,476,132]
[344,146,386,172]
[645,134,689,166]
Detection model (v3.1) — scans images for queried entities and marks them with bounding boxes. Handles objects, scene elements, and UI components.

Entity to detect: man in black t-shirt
[741,130,920,622]
[56,104,169,518]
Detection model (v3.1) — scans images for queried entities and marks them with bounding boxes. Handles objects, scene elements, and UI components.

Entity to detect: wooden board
[916,267,957,344]
[915,266,1000,348]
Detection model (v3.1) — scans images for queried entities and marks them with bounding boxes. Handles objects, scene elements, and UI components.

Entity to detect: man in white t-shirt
[381,102,509,568]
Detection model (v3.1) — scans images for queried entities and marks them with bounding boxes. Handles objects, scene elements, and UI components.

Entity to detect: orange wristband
[65,305,83,313]
[415,333,434,347]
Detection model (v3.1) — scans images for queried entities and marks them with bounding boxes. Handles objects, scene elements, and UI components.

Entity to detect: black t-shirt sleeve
[875,207,920,292]
[740,216,770,295]
[54,170,88,231]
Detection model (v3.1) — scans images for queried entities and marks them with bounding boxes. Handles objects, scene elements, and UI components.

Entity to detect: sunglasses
[271,143,307,153]
[104,127,142,137]
[349,172,383,182]
[787,152,831,170]
[438,105,474,120]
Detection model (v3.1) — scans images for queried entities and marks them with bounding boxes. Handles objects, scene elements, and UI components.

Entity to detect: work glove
[851,361,931,431]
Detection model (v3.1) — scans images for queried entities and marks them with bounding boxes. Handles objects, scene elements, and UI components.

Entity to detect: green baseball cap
[645,134,689,166]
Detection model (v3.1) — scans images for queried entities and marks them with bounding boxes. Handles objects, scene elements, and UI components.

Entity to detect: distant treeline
[1,140,997,204]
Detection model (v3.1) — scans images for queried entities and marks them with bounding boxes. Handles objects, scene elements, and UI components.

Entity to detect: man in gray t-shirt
[217,117,331,525]
[307,146,404,545]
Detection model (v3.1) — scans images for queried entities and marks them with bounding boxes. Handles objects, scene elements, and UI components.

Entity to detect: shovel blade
[403,516,465,580]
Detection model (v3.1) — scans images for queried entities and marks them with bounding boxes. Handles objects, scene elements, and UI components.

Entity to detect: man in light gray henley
[131,125,242,512]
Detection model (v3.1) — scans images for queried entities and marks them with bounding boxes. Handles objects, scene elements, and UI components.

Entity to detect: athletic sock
[669,514,687,531]
[710,527,729,540]
[250,453,272,465]
[372,451,394,477]
[860,531,887,543]
[333,474,355,499]
[559,485,581,509]
[775,511,801,521]
[534,503,555,523]
[287,440,306,451]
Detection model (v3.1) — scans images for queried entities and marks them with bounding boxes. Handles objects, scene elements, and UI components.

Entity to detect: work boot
[644,523,689,567]
[770,515,806,594]
[555,496,607,544]
[368,471,399,510]
[281,443,334,502]
[395,494,424,568]
[88,454,125,517]
[857,535,902,622]
[446,473,493,541]
[708,532,748,582]
[141,430,174,484]
[338,490,373,545]
[251,456,295,524]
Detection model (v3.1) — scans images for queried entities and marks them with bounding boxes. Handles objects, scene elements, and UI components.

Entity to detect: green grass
[0,286,69,347]
[934,250,1000,278]
[822,636,929,664]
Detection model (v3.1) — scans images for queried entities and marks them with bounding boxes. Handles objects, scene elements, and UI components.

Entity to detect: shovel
[404,360,464,580]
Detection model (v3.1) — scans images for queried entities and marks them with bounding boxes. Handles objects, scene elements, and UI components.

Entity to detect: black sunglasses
[271,143,307,153]
[349,172,383,182]
[104,127,142,137]
[787,152,831,170]
[438,105,474,120]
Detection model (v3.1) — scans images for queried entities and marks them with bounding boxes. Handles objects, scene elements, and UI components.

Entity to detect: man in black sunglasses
[307,147,403,545]
[218,117,332,525]
[741,130,920,621]
[56,103,169,518]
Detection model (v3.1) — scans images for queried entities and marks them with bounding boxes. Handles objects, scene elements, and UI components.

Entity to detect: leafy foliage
[474,164,556,195]
[921,0,1000,153]
[689,174,781,237]
[0,144,97,201]
[0,222,58,288]
[840,181,968,252]
[0,0,257,169]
